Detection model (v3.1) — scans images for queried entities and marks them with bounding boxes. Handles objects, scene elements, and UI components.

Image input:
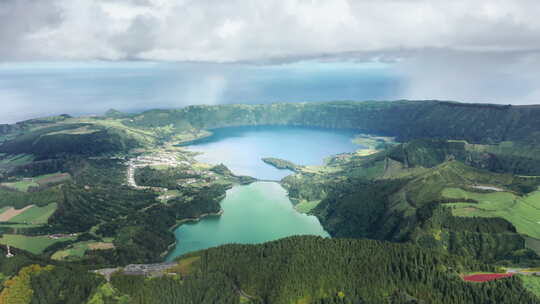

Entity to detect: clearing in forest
[0,172,70,192]
[462,273,513,282]
[52,241,115,260]
[9,203,57,224]
[444,187,540,239]
[0,205,34,222]
[0,234,75,254]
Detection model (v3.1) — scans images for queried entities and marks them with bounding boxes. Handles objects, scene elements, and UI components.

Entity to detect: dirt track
[0,205,33,221]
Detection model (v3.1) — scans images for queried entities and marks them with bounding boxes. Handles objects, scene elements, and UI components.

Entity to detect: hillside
[2,100,540,161]
[125,100,540,144]
[2,100,540,302]
[281,140,540,264]
[1,236,539,304]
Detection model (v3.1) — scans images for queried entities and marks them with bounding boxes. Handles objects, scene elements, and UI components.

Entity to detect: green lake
[166,182,329,259]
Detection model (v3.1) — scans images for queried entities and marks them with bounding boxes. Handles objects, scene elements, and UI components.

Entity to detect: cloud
[396,49,540,104]
[2,1,540,109]
[0,0,62,60]
[0,60,405,123]
[2,0,540,62]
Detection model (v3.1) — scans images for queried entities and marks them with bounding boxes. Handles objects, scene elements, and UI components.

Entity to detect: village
[125,150,221,194]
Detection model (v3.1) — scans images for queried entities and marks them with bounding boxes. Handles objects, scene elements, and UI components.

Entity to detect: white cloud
[216,19,245,40]
[396,50,540,104]
[2,0,540,62]
[3,0,540,107]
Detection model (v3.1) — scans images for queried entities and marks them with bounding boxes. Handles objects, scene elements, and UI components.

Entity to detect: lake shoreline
[165,181,329,260]
[164,126,356,260]
[162,209,224,259]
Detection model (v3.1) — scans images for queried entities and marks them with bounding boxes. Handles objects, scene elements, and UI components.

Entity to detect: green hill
[1,236,538,304]
[3,100,540,302]
[125,100,540,144]
[283,145,540,264]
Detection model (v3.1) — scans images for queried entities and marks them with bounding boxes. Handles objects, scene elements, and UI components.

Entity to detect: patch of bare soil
[0,205,34,221]
[88,242,115,250]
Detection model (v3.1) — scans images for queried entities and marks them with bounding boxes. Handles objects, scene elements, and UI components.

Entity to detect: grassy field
[0,223,41,229]
[294,200,321,213]
[10,203,57,224]
[0,234,75,254]
[352,134,395,150]
[525,237,540,255]
[52,241,115,260]
[1,180,38,192]
[67,117,159,146]
[51,242,89,260]
[0,172,70,192]
[33,172,71,185]
[45,125,98,136]
[444,187,540,239]
[0,154,34,167]
[301,165,342,175]
[521,276,540,298]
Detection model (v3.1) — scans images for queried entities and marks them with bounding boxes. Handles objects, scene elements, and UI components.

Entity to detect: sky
[1,0,540,123]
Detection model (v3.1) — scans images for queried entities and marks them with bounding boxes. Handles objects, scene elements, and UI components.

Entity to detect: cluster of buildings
[48,233,77,240]
[125,152,218,192]
[125,152,188,190]
[94,262,178,281]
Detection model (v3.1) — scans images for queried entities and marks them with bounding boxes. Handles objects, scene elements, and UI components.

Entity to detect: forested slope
[2,100,540,159]
[126,100,540,144]
[2,101,540,302]
[107,236,539,304]
[283,141,540,265]
[2,236,536,303]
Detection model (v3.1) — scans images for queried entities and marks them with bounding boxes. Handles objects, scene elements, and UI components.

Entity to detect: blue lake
[185,126,363,180]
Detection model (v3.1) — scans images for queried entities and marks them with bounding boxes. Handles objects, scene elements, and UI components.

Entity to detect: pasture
[294,200,320,213]
[0,205,34,222]
[0,172,70,192]
[444,187,540,239]
[52,241,115,260]
[0,234,75,254]
[1,180,38,192]
[10,203,57,224]
[521,276,540,298]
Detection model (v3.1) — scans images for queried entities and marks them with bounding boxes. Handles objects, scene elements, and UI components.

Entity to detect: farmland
[0,180,38,192]
[522,276,540,298]
[9,203,57,224]
[0,205,34,222]
[294,200,321,213]
[51,241,114,260]
[33,172,71,186]
[0,172,70,192]
[462,273,514,282]
[0,153,34,167]
[0,234,75,254]
[444,187,540,239]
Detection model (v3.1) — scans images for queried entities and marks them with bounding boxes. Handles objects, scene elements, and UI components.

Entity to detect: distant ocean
[0,61,404,123]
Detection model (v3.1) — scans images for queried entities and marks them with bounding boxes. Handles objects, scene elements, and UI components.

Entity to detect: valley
[2,100,540,302]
